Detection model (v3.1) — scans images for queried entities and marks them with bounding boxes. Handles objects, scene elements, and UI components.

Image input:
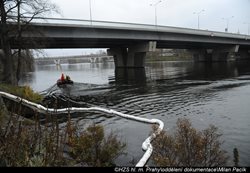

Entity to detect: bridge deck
[2,18,250,49]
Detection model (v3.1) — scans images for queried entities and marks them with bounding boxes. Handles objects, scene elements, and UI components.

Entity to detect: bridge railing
[31,17,250,40]
[10,15,157,28]
[27,16,160,30]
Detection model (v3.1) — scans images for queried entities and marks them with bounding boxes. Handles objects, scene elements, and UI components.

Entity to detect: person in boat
[65,75,71,82]
[57,73,73,86]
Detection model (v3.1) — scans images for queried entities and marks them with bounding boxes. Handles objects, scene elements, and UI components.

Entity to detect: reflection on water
[19,60,250,166]
[114,68,146,85]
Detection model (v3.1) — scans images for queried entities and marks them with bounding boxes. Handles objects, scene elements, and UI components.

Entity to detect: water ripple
[38,62,250,166]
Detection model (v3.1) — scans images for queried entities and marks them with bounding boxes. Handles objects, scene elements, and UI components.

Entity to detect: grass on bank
[0,84,42,103]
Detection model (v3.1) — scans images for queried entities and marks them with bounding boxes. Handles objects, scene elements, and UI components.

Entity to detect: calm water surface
[19,60,250,166]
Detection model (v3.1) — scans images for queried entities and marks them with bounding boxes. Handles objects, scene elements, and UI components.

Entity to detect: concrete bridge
[3,18,250,68]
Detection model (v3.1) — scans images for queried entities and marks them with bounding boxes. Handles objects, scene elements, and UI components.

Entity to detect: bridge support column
[192,45,240,62]
[211,45,239,61]
[191,49,209,62]
[107,47,128,67]
[237,49,250,60]
[107,41,156,68]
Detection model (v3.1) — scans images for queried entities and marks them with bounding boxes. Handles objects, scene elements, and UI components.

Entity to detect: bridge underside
[7,37,250,67]
[7,37,250,50]
[190,46,250,62]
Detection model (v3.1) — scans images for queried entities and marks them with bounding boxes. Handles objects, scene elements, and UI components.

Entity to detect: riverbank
[0,84,44,127]
[146,52,193,62]
[0,84,43,103]
[0,85,126,167]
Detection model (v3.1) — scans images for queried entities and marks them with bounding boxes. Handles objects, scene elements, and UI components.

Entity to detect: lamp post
[193,9,205,29]
[222,16,234,32]
[150,0,163,26]
[89,0,92,25]
[243,22,250,35]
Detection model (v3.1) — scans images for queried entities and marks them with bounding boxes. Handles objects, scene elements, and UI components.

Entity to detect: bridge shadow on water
[112,68,146,85]
[186,61,250,81]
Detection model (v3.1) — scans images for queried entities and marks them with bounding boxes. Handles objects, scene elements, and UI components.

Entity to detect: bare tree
[0,0,58,85]
[0,0,14,84]
[152,118,229,167]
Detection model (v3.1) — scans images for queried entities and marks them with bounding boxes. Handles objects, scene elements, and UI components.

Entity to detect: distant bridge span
[35,55,113,65]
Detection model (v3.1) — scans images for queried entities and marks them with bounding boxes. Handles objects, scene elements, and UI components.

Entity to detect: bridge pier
[192,45,240,62]
[237,49,250,60]
[192,49,209,62]
[107,41,156,68]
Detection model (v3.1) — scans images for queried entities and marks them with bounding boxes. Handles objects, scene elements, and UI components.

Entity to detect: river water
[19,60,250,166]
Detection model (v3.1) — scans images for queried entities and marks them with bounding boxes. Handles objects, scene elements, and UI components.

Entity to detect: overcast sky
[42,0,250,57]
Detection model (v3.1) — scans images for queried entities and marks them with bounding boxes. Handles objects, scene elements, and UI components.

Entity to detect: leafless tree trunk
[16,0,22,82]
[0,0,17,84]
[0,0,58,85]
